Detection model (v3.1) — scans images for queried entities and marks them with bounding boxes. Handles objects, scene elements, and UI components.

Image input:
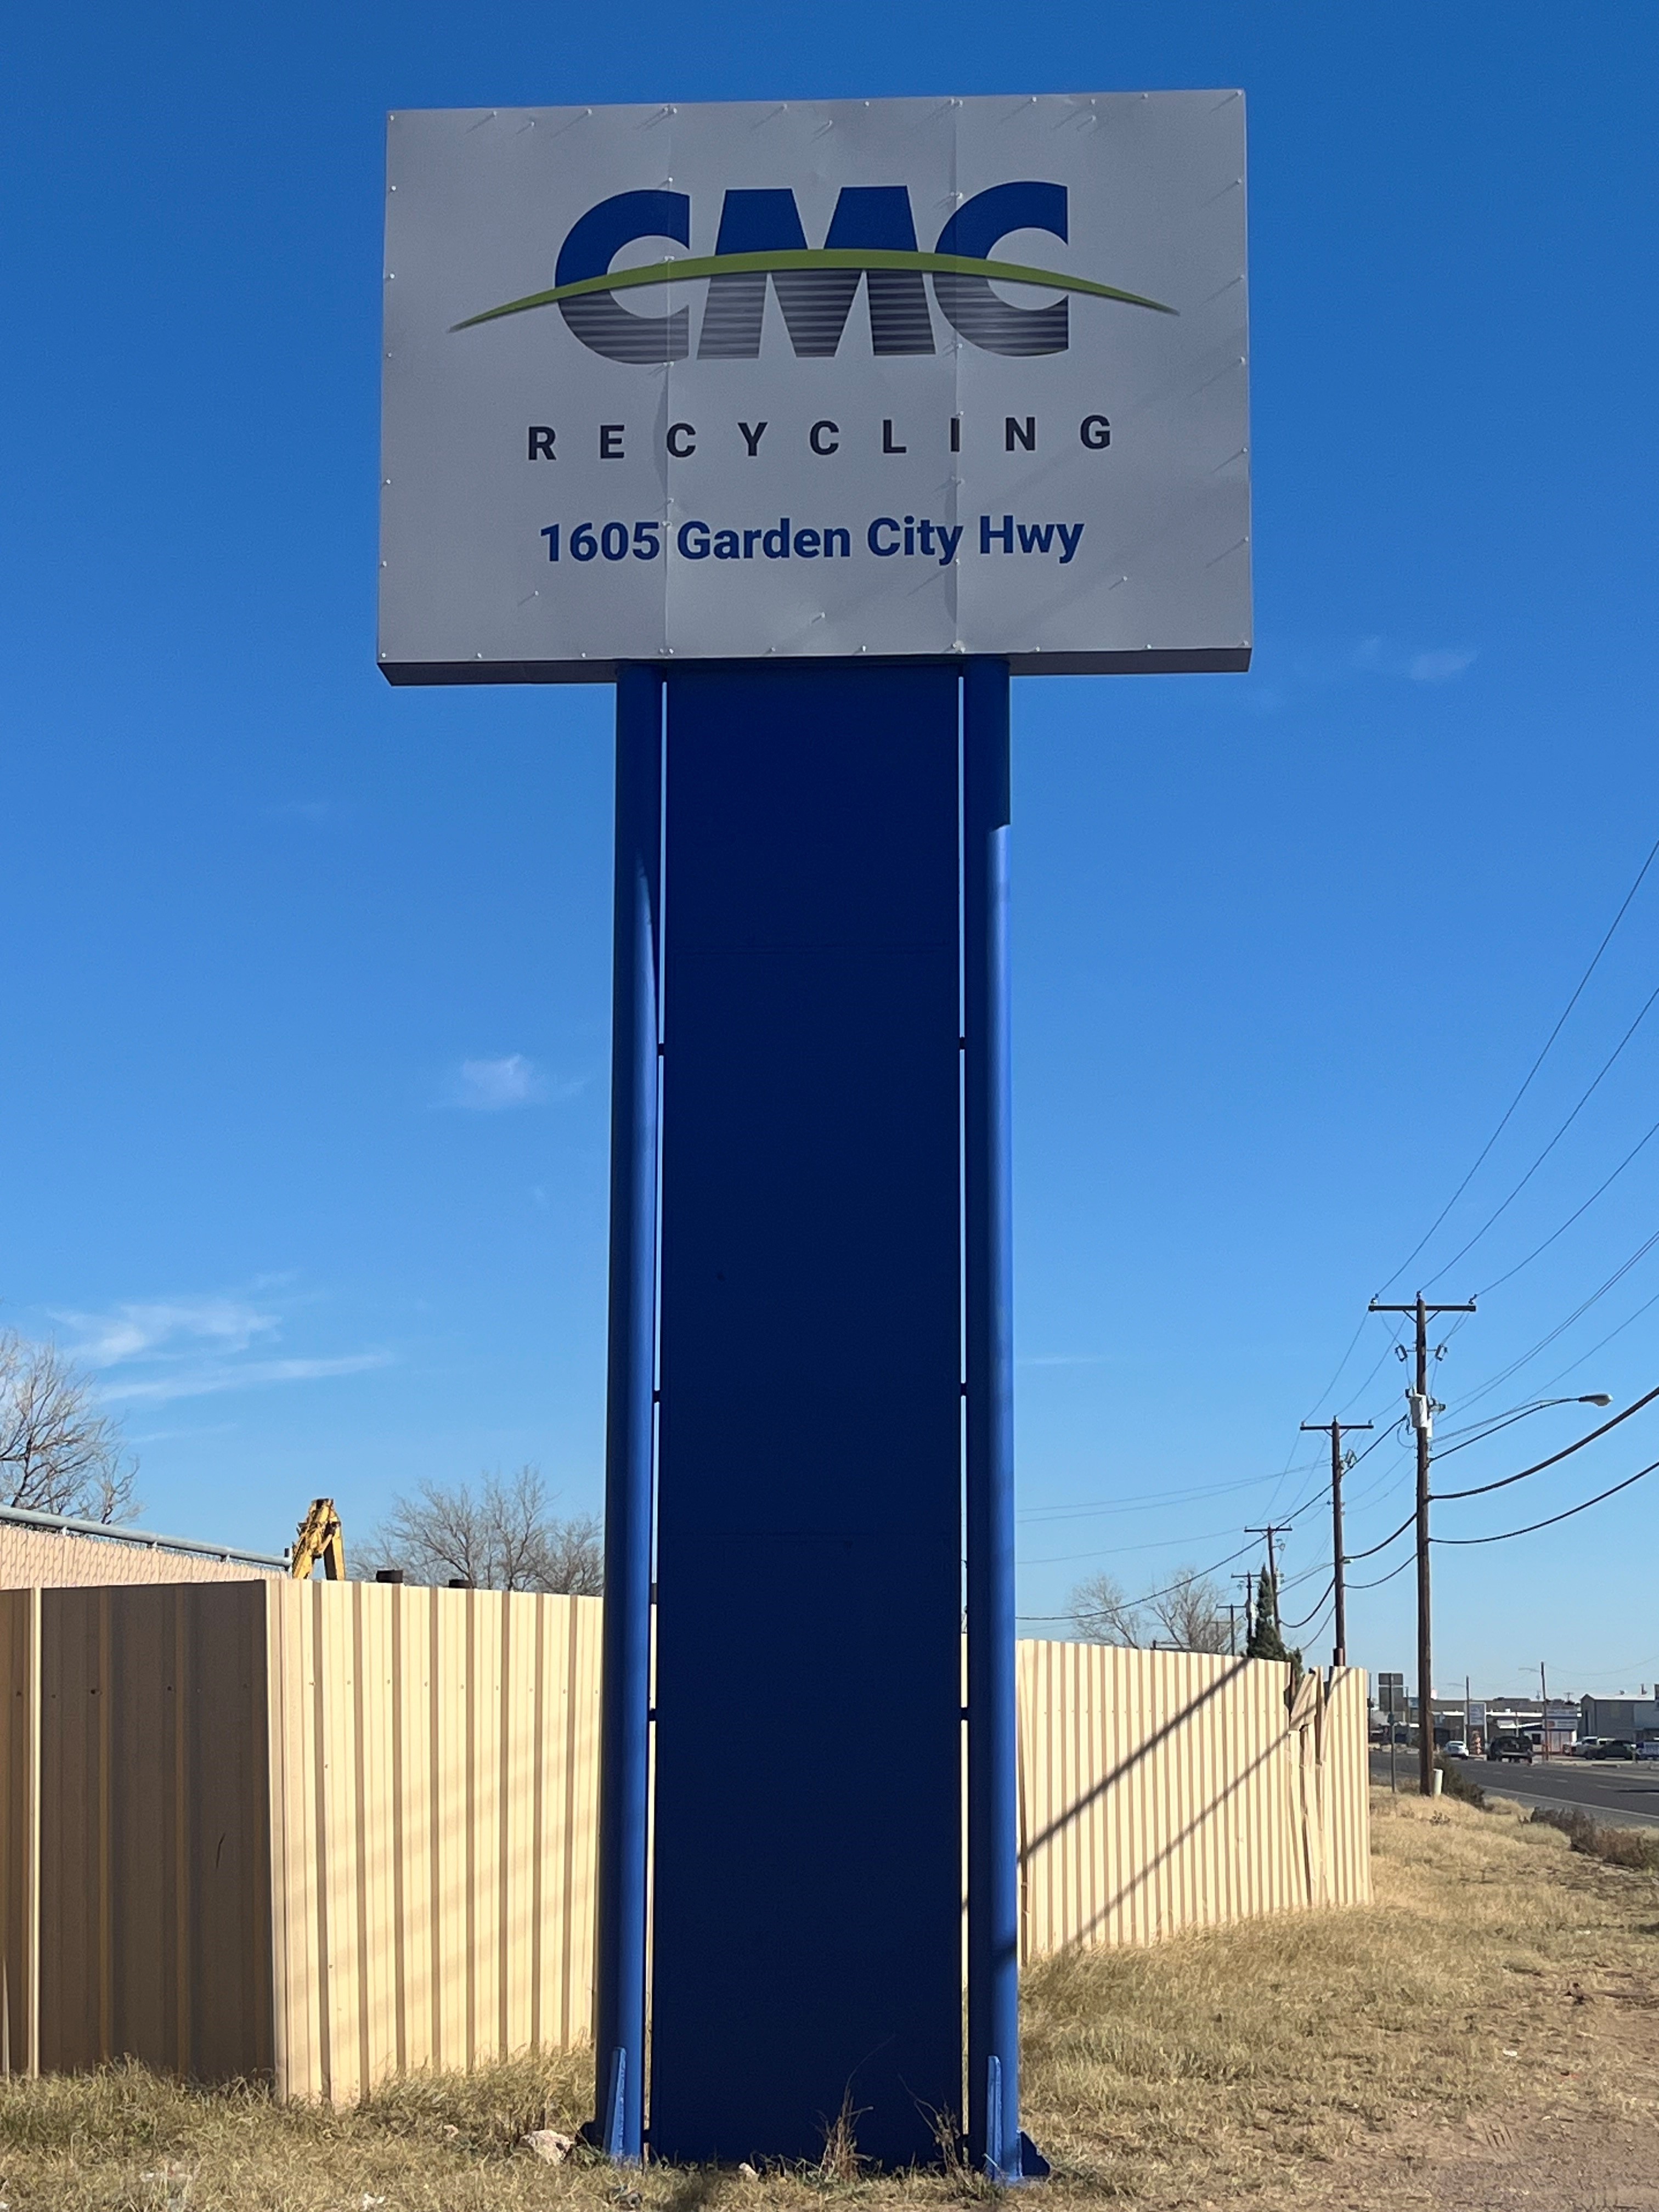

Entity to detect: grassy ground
[3,1793,1657,2209]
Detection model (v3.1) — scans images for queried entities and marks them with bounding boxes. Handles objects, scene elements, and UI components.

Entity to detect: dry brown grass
[3,1792,1657,2209]
[1527,1799,1659,1870]
[1025,1788,1659,2200]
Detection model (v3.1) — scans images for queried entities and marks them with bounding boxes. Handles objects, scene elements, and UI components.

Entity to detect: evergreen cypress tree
[1245,1566,1289,1662]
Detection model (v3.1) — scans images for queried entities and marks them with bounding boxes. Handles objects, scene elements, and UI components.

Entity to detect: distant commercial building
[1368,1688,1582,1753]
[1580,1696,1659,1743]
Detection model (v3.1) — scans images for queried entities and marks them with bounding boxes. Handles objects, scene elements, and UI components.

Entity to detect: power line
[1267,1312,1404,1527]
[1424,980,1659,1289]
[1020,1537,1262,1616]
[1290,1594,1338,1649]
[1536,1282,1659,1394]
[1375,828,1659,1296]
[1343,1506,1416,1562]
[1449,1224,1659,1414]
[1434,1403,1572,1452]
[1335,1321,1410,1422]
[1280,1577,1335,1633]
[1275,1404,1406,1529]
[1018,1460,1321,1525]
[1294,1313,1372,1427]
[1472,1107,1659,1297]
[1435,1456,1659,1547]
[1431,1381,1659,1500]
[1348,1551,1414,1592]
[1341,1465,1413,1525]
[1020,1523,1242,1568]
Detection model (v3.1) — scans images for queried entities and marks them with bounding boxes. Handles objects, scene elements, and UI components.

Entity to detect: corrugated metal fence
[267,1577,601,2102]
[1018,1640,1370,1961]
[0,1581,1367,2096]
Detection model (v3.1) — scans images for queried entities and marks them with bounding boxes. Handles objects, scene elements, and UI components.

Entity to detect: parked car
[1589,1739,1638,1761]
[1638,1741,1659,1761]
[1488,1731,1534,1763]
[1442,1739,1470,1759]
[1575,1738,1609,1758]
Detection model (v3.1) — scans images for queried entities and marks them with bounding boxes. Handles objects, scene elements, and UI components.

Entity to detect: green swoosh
[450,247,1176,331]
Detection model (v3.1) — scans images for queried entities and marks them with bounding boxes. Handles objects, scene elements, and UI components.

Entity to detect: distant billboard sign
[377,94,1251,681]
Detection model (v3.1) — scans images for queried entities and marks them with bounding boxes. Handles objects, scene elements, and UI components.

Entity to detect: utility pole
[1233,1574,1256,1646]
[1369,1293,1476,1797]
[1540,1660,1549,1759]
[1225,1604,1239,1656]
[1244,1525,1293,1637]
[1301,1419,1372,1668]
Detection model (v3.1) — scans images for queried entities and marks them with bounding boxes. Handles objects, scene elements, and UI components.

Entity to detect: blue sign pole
[964,660,1039,2182]
[589,658,1041,2173]
[590,665,663,2165]
[648,663,964,2168]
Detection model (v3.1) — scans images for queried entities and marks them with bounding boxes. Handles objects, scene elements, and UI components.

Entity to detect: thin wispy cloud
[1354,636,1477,685]
[127,1420,241,1445]
[52,1288,390,1405]
[1406,647,1477,683]
[53,1296,281,1367]
[440,1054,585,1111]
[102,1352,391,1406]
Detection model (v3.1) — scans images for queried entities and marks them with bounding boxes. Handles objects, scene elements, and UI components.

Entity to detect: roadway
[1370,1748,1659,1830]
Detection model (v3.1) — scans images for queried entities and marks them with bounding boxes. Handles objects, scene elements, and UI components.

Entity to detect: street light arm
[1430,1395,1611,1462]
[1432,1381,1659,1502]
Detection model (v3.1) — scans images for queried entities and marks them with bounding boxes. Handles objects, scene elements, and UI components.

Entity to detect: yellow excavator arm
[290,1497,345,1581]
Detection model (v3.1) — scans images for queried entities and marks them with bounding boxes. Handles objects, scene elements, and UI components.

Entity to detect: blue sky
[4,3,1659,1698]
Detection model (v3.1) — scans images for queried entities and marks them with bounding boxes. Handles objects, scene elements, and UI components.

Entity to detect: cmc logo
[454,182,1172,363]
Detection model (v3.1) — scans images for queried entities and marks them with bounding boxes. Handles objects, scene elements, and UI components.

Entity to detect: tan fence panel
[1017,1645,1370,1961]
[1322,1663,1373,1908]
[0,1589,40,2076]
[8,1582,1367,2098]
[266,1581,603,2103]
[32,1584,273,2080]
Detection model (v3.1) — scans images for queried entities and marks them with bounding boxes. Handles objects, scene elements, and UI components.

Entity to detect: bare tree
[0,1331,138,1523]
[1068,1571,1145,1646]
[359,1467,603,1594]
[536,1509,606,1596]
[1146,1565,1232,1655]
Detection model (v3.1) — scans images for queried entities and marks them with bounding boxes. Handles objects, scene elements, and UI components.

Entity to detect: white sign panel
[379,94,1250,682]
